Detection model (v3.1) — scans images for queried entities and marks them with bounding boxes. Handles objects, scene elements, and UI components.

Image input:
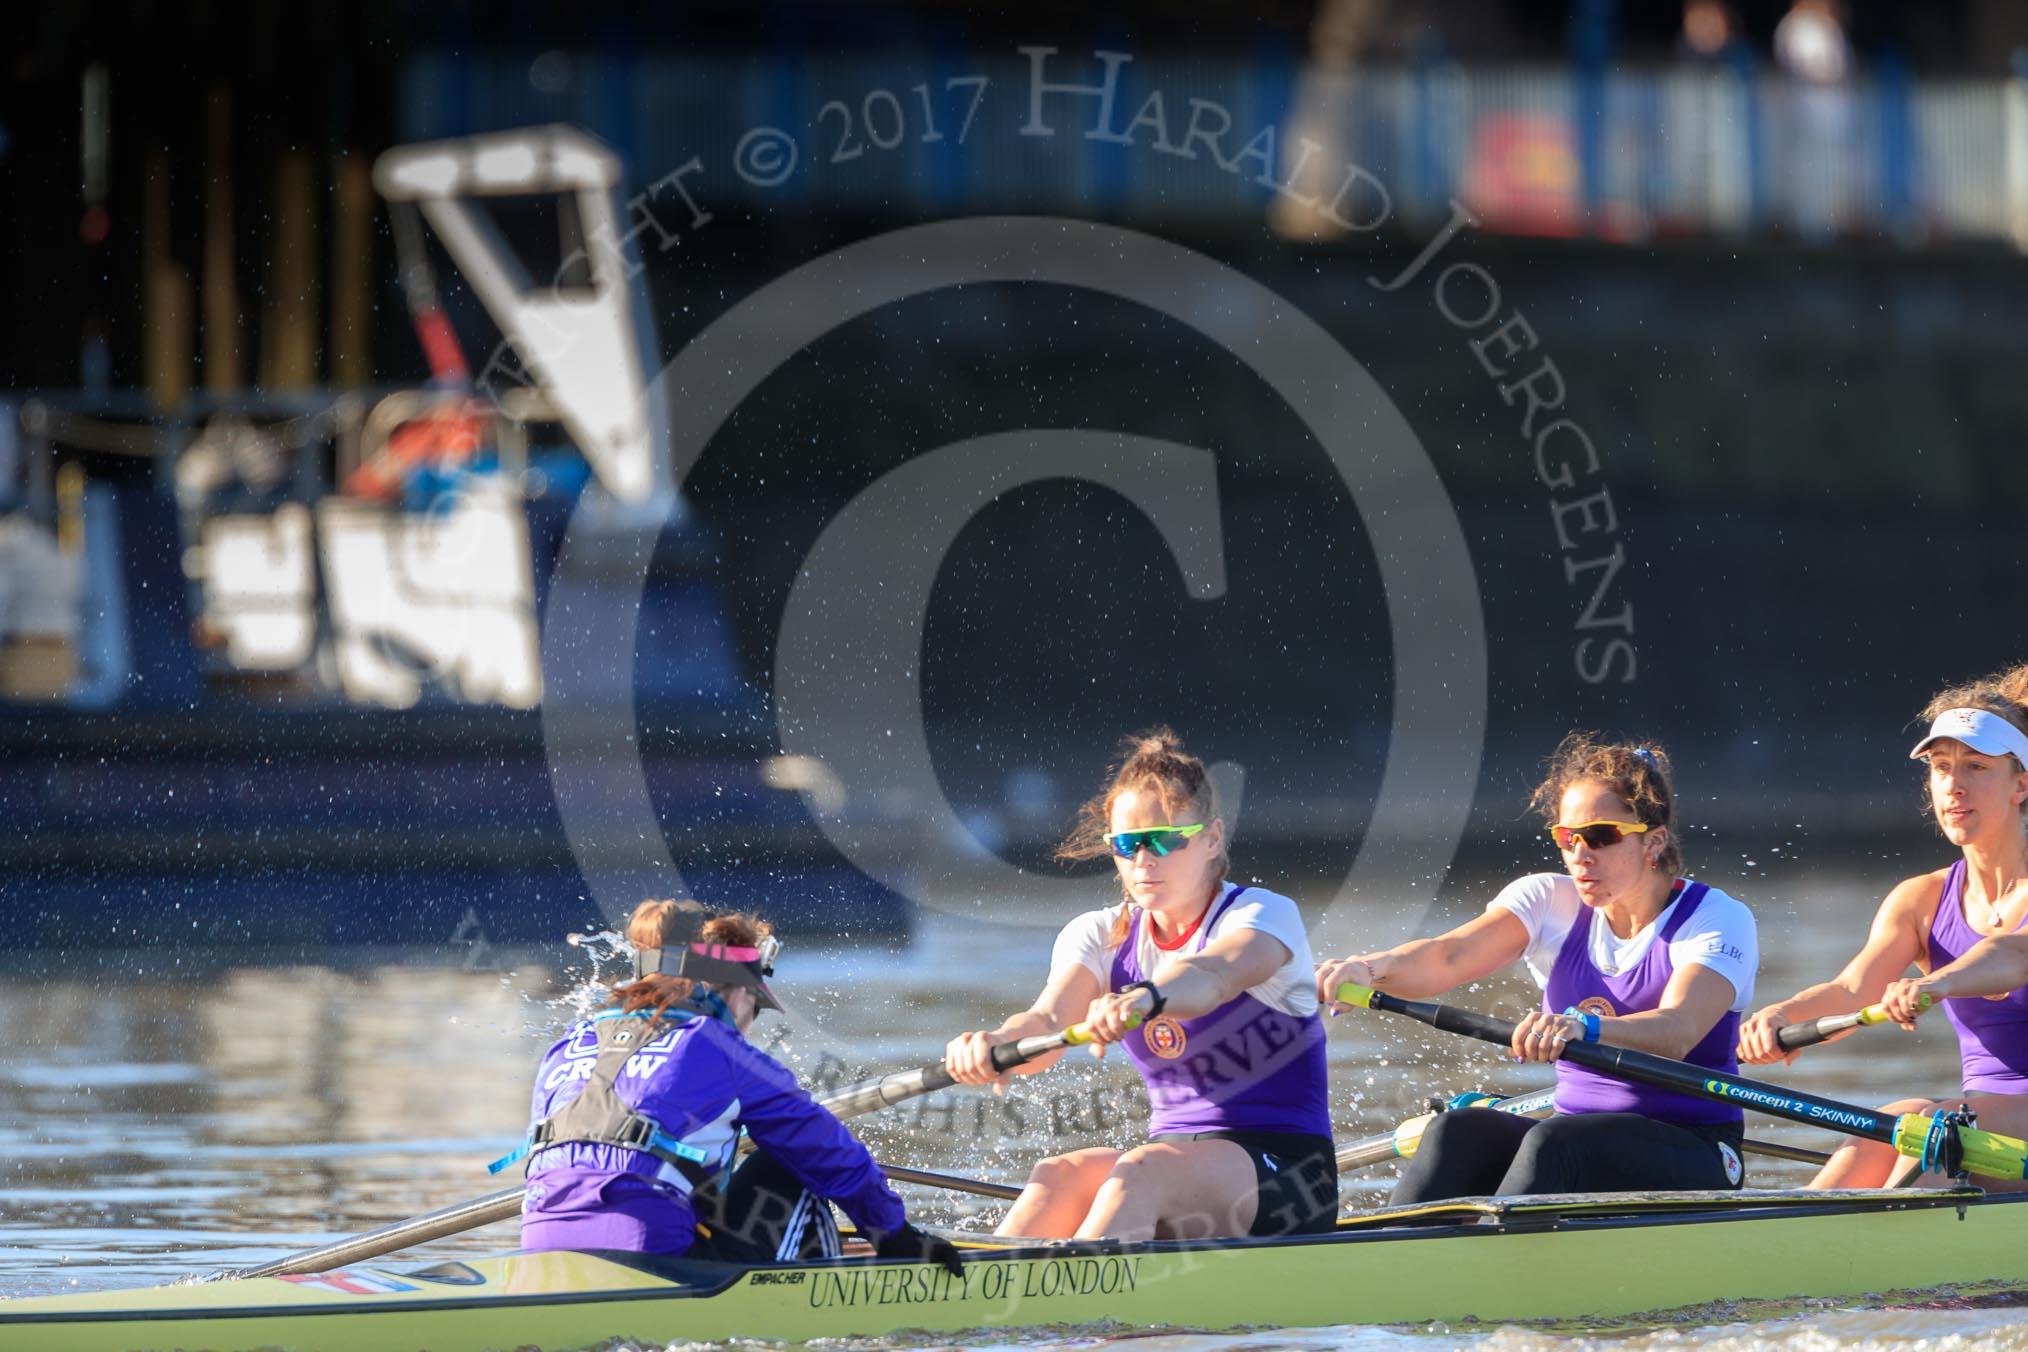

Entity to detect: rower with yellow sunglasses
[1315,734,1760,1203]
[945,728,1337,1244]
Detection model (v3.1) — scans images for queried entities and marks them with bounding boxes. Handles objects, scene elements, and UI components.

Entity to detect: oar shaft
[1343,985,1902,1144]
[880,1164,1023,1200]
[1329,1084,1834,1175]
[1340,983,2027,1182]
[233,1189,524,1281]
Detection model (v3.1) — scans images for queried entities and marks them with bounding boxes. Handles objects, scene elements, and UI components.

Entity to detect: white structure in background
[0,513,81,699]
[319,484,540,708]
[374,125,672,508]
[198,505,317,671]
[186,124,669,709]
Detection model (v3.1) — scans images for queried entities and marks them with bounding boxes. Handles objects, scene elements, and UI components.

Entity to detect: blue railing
[397,49,2025,246]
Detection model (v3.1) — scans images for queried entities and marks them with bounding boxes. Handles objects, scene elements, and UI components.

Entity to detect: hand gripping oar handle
[1775,995,1932,1051]
[227,1024,1089,1280]
[822,1027,1087,1118]
[1336,983,2028,1183]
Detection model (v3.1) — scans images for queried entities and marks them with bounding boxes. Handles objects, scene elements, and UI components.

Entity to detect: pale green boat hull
[4,1190,2024,1351]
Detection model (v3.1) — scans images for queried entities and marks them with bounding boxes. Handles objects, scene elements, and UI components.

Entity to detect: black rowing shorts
[1151,1128,1340,1236]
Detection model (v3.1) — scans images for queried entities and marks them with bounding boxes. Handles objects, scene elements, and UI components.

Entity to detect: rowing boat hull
[6,1190,2026,1350]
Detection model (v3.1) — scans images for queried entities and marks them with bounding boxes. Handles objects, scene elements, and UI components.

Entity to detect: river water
[1,855,2021,1351]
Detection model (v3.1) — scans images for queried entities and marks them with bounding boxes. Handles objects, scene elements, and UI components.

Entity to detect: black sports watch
[1120,979,1167,1018]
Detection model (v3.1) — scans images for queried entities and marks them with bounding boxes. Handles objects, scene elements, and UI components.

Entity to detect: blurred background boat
[6,0,2028,963]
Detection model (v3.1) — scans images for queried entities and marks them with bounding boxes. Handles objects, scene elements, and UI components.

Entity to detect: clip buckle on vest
[487,1118,712,1177]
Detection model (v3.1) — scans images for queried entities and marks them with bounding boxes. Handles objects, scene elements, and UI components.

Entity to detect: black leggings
[690,1152,842,1262]
[1390,1108,1745,1205]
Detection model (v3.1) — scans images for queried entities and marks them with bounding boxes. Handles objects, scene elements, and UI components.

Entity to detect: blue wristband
[1562,1006,1601,1042]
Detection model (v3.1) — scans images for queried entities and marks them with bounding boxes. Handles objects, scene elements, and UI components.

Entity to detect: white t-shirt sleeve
[1488,873,1579,988]
[1056,887,1320,1017]
[1049,907,1122,990]
[1216,888,1308,966]
[1668,887,1758,1011]
[1202,886,1319,1018]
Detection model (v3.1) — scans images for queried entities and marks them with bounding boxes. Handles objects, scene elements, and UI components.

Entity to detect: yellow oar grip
[1392,1111,1437,1159]
[1857,993,1933,1028]
[1892,1112,2028,1180]
[1061,1011,1144,1047]
[1334,982,1380,1009]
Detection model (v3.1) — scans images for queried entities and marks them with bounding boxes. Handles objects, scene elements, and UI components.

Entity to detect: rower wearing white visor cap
[1739,664,2028,1190]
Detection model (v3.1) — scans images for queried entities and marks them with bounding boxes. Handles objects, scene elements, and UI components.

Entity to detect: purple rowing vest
[1927,860,2028,1094]
[1544,880,1741,1123]
[1110,885,1333,1139]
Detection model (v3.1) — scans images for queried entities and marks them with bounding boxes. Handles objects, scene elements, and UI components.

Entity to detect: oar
[879,1163,1022,1201]
[1776,995,1933,1051]
[1337,984,2025,1182]
[1334,1087,1830,1173]
[227,1024,1091,1279]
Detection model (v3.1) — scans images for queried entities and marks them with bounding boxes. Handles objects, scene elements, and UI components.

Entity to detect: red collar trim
[1149,889,1220,952]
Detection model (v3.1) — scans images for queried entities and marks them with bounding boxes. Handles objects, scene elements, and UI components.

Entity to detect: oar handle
[1775,995,1931,1051]
[823,1024,1088,1119]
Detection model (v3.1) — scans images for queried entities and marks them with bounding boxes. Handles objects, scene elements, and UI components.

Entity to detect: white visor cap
[1909,707,2028,766]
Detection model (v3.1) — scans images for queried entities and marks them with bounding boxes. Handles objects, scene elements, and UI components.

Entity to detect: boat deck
[4,1187,2025,1351]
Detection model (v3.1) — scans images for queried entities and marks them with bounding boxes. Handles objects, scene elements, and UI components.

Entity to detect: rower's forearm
[1598,1008,1716,1060]
[1767,979,1874,1022]
[1925,935,2028,999]
[995,1009,1064,1039]
[1145,960,1234,1020]
[1360,940,1470,999]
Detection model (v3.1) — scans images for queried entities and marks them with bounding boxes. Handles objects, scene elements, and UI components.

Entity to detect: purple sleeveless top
[1927,859,2028,1094]
[1110,885,1333,1140]
[1544,881,1742,1123]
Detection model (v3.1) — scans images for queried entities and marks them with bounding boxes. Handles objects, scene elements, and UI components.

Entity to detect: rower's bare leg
[996,1147,1119,1237]
[1074,1140,1257,1242]
[1807,1097,1934,1189]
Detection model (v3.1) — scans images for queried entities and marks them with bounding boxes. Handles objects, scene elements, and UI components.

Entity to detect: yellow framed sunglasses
[1549,820,1652,851]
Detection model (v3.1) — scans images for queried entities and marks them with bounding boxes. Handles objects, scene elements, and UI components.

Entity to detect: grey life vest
[489,1012,720,1184]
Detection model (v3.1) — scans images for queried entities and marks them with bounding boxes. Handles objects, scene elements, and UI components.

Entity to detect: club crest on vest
[1144,1015,1187,1059]
[1575,996,1616,1019]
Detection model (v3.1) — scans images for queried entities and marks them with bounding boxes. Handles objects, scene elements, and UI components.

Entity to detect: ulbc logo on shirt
[1145,1016,1187,1059]
[1576,996,1616,1019]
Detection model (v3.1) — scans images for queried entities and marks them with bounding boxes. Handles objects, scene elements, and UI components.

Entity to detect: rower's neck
[1962,834,2028,911]
[1147,882,1222,944]
[1601,875,1679,941]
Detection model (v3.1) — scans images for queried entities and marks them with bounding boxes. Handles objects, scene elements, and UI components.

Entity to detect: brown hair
[1057,727,1229,944]
[614,899,772,1020]
[1527,733,1683,876]
[1918,663,2028,772]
